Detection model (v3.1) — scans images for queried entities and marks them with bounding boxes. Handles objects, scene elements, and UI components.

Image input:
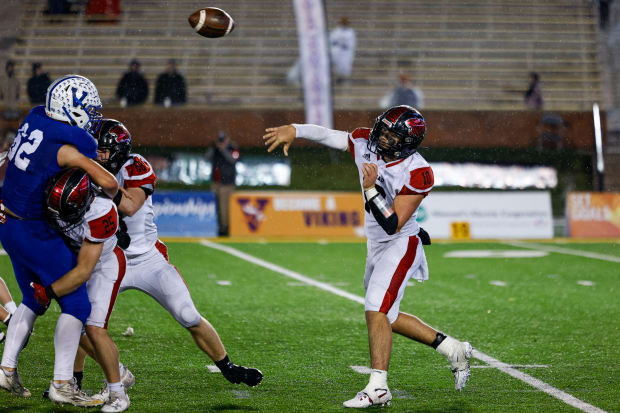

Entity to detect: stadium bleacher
[10,0,600,111]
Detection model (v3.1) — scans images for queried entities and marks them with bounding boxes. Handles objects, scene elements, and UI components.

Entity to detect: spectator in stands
[86,0,121,18]
[116,59,149,106]
[287,16,357,86]
[154,59,187,107]
[27,62,51,105]
[47,0,71,14]
[205,131,240,237]
[0,60,20,121]
[524,72,543,110]
[329,17,357,83]
[536,113,567,150]
[379,72,425,109]
[597,0,613,30]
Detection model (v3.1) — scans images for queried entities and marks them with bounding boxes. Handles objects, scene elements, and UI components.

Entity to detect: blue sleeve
[65,127,98,159]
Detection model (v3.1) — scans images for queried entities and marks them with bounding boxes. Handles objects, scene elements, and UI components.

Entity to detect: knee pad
[174,303,201,328]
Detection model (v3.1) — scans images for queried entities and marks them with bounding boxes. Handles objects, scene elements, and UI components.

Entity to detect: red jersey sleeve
[349,128,371,160]
[399,166,434,196]
[123,155,157,192]
[87,206,118,241]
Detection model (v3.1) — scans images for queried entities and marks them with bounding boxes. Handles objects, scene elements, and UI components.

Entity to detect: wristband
[45,285,59,300]
[364,187,379,200]
[112,191,122,206]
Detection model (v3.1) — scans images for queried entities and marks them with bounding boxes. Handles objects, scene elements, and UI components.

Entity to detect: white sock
[53,313,83,381]
[436,336,459,358]
[1,304,37,369]
[108,381,123,393]
[4,301,17,315]
[367,369,388,390]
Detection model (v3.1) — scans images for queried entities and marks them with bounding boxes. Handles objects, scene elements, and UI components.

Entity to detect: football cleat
[0,368,31,398]
[221,363,263,387]
[101,390,130,413]
[47,378,103,407]
[121,366,135,390]
[91,383,109,403]
[343,385,392,408]
[448,341,473,391]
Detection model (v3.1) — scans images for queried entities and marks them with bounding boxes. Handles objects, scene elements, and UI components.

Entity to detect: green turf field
[0,240,618,412]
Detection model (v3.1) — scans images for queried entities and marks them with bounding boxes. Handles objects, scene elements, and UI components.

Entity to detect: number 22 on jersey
[7,123,44,171]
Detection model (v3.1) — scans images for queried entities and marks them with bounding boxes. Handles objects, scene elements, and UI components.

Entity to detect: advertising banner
[415,191,553,239]
[293,0,333,128]
[566,192,620,237]
[230,191,364,237]
[152,191,218,237]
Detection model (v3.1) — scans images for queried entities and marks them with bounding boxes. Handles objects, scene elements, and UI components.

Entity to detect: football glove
[31,283,57,307]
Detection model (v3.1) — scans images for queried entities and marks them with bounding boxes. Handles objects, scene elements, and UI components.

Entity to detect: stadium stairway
[6,0,602,111]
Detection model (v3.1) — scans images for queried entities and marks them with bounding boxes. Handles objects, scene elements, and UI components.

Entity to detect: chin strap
[364,187,398,235]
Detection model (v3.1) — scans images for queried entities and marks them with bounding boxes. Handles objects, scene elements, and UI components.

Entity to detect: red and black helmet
[368,105,426,159]
[44,168,93,231]
[96,119,132,174]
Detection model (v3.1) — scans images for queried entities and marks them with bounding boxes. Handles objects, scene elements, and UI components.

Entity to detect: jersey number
[102,216,115,235]
[7,124,44,171]
[422,170,432,187]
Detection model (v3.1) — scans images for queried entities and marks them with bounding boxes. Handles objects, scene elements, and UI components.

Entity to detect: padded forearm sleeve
[365,187,399,235]
[292,124,349,151]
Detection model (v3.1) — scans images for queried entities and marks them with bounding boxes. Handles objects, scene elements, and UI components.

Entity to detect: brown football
[188,7,235,38]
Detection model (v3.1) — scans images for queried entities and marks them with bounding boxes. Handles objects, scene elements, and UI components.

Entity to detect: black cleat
[221,364,263,387]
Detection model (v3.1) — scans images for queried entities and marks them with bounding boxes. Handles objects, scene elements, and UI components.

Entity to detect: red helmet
[45,168,93,232]
[368,105,426,159]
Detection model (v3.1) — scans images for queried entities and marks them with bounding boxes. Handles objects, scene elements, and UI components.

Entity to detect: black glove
[418,227,432,245]
[116,216,131,250]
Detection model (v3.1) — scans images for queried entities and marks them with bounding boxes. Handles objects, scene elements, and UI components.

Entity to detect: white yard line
[200,240,607,413]
[503,241,620,264]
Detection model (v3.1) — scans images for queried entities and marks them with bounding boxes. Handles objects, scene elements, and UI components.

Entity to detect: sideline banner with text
[417,191,553,239]
[230,191,364,237]
[152,191,218,237]
[230,191,552,239]
[566,192,620,237]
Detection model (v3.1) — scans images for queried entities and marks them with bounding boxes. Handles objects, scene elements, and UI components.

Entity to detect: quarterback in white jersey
[37,168,130,411]
[264,106,472,409]
[74,119,263,396]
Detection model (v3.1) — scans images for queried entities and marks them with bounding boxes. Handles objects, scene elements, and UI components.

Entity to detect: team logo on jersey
[236,198,270,232]
[363,153,371,161]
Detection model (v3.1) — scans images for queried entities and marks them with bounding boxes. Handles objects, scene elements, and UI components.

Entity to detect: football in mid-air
[188,7,235,38]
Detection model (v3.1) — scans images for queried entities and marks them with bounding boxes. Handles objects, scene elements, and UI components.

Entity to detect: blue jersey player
[0,74,118,407]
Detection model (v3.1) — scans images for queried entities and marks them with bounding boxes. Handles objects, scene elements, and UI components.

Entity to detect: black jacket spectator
[116,60,149,106]
[27,63,51,105]
[154,60,186,105]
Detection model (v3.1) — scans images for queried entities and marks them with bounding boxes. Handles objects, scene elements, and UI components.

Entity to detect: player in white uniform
[35,168,130,412]
[74,120,262,400]
[264,106,473,409]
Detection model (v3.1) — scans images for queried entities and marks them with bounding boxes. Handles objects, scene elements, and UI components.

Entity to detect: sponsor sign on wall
[230,191,364,237]
[152,191,218,237]
[416,191,553,239]
[566,192,620,237]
